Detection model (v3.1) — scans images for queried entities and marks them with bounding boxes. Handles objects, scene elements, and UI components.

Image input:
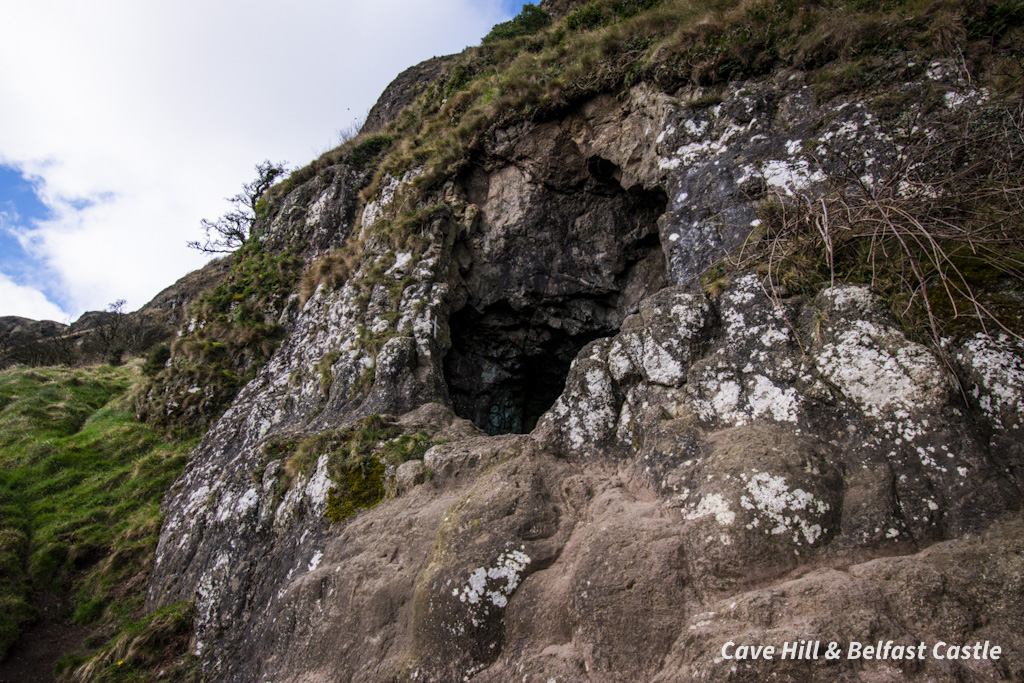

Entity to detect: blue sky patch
[501,1,529,16]
[0,164,50,280]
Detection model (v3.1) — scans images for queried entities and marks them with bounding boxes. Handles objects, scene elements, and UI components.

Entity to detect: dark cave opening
[444,152,668,435]
[444,303,613,435]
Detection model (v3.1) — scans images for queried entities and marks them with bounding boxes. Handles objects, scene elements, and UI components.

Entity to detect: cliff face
[138,49,1024,681]
[119,0,1024,678]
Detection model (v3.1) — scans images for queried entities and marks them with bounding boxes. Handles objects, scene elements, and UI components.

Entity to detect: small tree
[96,299,127,364]
[188,160,288,253]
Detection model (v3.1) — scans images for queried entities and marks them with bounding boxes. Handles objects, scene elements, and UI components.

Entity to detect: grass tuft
[136,243,302,436]
[57,600,201,683]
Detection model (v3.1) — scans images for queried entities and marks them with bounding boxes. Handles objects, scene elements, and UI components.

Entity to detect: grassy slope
[0,363,196,677]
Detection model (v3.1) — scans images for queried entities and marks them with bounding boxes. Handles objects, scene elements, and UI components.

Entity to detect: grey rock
[144,64,1024,682]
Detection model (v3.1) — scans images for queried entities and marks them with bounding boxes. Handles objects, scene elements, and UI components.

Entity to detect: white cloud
[0,271,68,322]
[0,0,511,319]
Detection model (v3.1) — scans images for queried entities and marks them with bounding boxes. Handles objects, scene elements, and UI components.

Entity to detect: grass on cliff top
[0,362,196,669]
[349,0,1024,200]
[267,0,1023,305]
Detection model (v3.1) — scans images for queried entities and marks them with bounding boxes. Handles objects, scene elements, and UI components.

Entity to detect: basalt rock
[145,57,1024,683]
[363,55,458,135]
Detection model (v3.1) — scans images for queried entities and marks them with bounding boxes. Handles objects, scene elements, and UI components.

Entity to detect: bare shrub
[732,98,1024,345]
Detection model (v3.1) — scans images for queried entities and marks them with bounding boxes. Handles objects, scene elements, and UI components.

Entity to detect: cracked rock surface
[147,63,1024,682]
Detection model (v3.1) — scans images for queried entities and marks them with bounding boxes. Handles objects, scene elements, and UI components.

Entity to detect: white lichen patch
[640,340,684,386]
[664,118,757,168]
[186,484,212,516]
[760,159,825,195]
[702,379,743,423]
[387,251,413,276]
[612,294,711,386]
[820,285,875,314]
[684,493,736,526]
[308,550,324,571]
[693,373,800,426]
[748,375,800,423]
[360,175,400,229]
[816,319,946,418]
[305,455,334,515]
[726,274,759,305]
[607,339,636,381]
[547,362,619,451]
[739,471,831,545]
[956,333,1024,430]
[455,550,532,627]
[683,118,709,136]
[236,487,259,517]
[305,187,334,229]
[215,491,239,523]
[687,274,813,425]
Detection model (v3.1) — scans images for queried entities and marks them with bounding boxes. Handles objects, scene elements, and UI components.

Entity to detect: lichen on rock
[137,21,1024,683]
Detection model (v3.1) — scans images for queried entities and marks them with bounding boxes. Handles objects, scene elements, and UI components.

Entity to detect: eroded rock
[144,64,1024,683]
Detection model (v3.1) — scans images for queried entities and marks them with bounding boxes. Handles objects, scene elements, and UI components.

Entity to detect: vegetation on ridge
[482,3,552,43]
[137,131,396,437]
[187,160,289,254]
[729,97,1024,344]
[136,241,302,436]
[349,0,1023,202]
[281,0,1023,344]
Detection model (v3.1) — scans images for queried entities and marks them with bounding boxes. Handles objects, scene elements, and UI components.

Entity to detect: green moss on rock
[264,415,437,523]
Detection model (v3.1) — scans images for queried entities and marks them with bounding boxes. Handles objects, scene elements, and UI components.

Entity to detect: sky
[0,0,527,322]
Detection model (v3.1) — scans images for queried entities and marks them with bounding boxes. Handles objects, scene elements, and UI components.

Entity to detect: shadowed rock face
[146,60,1024,682]
[444,123,668,434]
[444,302,606,434]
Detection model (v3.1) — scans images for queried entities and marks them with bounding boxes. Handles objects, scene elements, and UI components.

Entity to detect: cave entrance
[444,303,611,435]
[444,221,668,436]
[444,151,669,435]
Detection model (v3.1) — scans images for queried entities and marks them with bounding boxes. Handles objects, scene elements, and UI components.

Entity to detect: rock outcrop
[363,55,459,135]
[0,256,231,370]
[142,51,1024,681]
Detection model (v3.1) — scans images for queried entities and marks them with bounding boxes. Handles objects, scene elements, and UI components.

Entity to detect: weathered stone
[394,459,426,494]
[140,63,1024,683]
[362,55,456,134]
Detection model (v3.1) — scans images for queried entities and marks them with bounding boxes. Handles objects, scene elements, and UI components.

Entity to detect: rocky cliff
[112,1,1024,681]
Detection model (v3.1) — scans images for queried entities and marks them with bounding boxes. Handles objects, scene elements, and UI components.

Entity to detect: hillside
[0,364,198,682]
[3,0,1024,680]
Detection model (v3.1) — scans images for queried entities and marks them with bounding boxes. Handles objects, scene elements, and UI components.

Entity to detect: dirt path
[0,593,92,683]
